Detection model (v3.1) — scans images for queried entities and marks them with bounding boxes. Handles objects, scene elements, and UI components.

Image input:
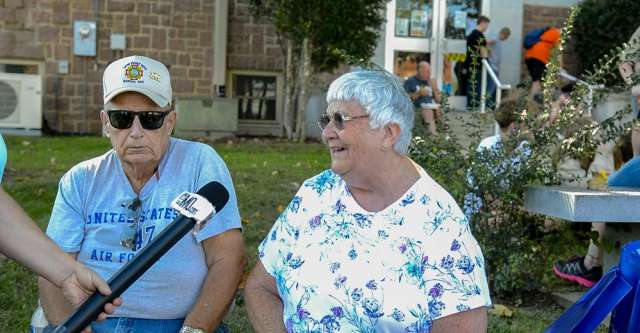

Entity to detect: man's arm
[430,78,442,103]
[182,229,245,331]
[245,261,286,333]
[430,306,488,333]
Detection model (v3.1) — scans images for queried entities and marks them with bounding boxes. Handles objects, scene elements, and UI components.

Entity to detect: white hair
[326,70,415,154]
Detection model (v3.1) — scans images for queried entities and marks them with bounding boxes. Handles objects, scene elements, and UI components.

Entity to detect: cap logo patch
[149,71,161,82]
[123,62,146,82]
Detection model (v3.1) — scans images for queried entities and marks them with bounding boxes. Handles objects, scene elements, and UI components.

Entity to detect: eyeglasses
[317,111,369,131]
[120,197,142,251]
[107,110,172,130]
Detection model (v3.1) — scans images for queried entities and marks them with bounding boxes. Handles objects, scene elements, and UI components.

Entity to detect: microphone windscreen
[196,181,230,212]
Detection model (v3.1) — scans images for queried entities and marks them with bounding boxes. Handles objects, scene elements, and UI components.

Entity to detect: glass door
[386,0,486,98]
[433,0,484,97]
[390,0,436,80]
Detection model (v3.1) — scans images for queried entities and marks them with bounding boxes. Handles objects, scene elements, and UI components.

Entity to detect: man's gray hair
[326,70,415,154]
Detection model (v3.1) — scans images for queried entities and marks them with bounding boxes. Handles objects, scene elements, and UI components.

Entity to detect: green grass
[0,135,598,332]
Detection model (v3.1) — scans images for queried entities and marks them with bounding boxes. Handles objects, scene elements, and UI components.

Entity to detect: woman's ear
[382,123,401,151]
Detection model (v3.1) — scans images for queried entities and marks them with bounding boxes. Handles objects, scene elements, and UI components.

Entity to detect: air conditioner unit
[0,73,42,131]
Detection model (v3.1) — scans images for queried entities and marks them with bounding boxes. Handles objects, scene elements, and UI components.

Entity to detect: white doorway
[384,0,489,109]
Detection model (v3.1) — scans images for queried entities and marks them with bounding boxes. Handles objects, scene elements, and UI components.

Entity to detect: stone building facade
[0,0,583,135]
[0,0,283,134]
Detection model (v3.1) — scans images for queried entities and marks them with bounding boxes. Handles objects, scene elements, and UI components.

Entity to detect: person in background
[245,69,491,332]
[404,61,442,135]
[463,98,530,220]
[486,27,511,108]
[463,16,491,108]
[553,37,640,287]
[0,134,120,332]
[524,27,562,101]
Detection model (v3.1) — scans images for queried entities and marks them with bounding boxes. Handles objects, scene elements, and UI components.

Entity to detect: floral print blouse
[259,166,492,332]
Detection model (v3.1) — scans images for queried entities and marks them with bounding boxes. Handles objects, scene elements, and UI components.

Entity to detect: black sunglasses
[120,197,142,251]
[317,111,369,131]
[107,110,172,130]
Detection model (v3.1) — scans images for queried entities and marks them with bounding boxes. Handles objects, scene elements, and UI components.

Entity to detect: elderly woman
[245,70,492,332]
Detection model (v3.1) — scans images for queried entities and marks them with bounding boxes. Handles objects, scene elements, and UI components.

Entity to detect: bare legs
[421,107,442,135]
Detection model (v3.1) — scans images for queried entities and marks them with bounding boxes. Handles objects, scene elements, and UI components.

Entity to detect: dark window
[0,64,38,74]
[233,74,277,121]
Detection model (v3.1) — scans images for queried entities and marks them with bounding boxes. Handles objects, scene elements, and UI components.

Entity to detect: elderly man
[39,55,245,333]
[404,61,442,135]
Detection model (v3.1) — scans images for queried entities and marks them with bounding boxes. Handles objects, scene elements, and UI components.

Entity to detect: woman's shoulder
[414,167,462,209]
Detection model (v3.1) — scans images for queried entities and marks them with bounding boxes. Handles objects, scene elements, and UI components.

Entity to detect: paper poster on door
[410,9,428,37]
[396,18,409,37]
[454,11,467,29]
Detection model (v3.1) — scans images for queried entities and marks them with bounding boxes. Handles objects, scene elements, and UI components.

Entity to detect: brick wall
[521,4,579,81]
[227,0,283,71]
[0,0,283,134]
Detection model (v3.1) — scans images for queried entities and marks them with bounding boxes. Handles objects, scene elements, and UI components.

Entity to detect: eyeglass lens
[108,111,169,130]
[318,112,346,130]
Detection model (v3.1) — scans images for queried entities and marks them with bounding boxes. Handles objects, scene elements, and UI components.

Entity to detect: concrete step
[436,110,497,149]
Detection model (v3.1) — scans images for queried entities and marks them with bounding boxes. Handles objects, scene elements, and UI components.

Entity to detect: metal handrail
[480,58,512,113]
[558,69,604,117]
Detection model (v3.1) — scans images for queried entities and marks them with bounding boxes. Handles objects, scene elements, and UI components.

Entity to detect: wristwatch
[179,326,206,333]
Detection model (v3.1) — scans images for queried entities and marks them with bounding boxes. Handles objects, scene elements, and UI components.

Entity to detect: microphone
[53,181,229,333]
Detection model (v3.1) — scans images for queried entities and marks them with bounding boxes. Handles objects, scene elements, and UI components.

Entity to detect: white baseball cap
[103,55,172,107]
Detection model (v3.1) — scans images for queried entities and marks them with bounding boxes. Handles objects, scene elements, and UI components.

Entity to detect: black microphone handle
[53,215,197,333]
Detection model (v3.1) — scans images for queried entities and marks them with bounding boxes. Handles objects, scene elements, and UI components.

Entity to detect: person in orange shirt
[524,27,562,100]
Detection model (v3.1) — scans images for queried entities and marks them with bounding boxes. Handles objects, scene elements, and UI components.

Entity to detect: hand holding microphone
[53,181,229,333]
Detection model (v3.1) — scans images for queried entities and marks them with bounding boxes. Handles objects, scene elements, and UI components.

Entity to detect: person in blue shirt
[403,61,442,135]
[553,39,640,287]
[39,56,245,333]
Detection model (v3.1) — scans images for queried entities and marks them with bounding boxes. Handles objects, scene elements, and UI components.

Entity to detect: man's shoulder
[168,137,219,159]
[404,76,418,85]
[478,135,500,150]
[66,150,115,175]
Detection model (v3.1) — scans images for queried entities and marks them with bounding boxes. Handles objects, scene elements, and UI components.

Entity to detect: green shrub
[573,0,640,79]
[409,6,637,298]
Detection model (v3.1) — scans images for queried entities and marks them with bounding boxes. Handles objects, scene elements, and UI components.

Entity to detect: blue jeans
[87,317,230,333]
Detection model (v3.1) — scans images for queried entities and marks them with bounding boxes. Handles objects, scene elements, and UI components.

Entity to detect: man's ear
[100,111,110,137]
[165,111,177,133]
[382,123,401,151]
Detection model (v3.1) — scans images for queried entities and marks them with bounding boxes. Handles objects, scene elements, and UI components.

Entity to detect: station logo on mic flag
[171,191,215,223]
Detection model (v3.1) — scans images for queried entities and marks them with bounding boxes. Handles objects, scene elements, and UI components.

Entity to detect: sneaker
[553,256,603,287]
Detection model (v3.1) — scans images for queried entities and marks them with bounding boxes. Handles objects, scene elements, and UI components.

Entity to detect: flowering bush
[409,6,638,297]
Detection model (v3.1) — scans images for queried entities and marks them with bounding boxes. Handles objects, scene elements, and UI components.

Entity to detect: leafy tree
[250,0,388,141]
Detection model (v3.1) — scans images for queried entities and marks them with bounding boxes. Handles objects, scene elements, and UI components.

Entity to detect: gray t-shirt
[46,137,242,319]
[488,34,504,72]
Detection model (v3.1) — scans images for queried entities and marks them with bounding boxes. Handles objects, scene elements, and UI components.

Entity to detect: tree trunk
[283,39,295,139]
[295,37,311,143]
